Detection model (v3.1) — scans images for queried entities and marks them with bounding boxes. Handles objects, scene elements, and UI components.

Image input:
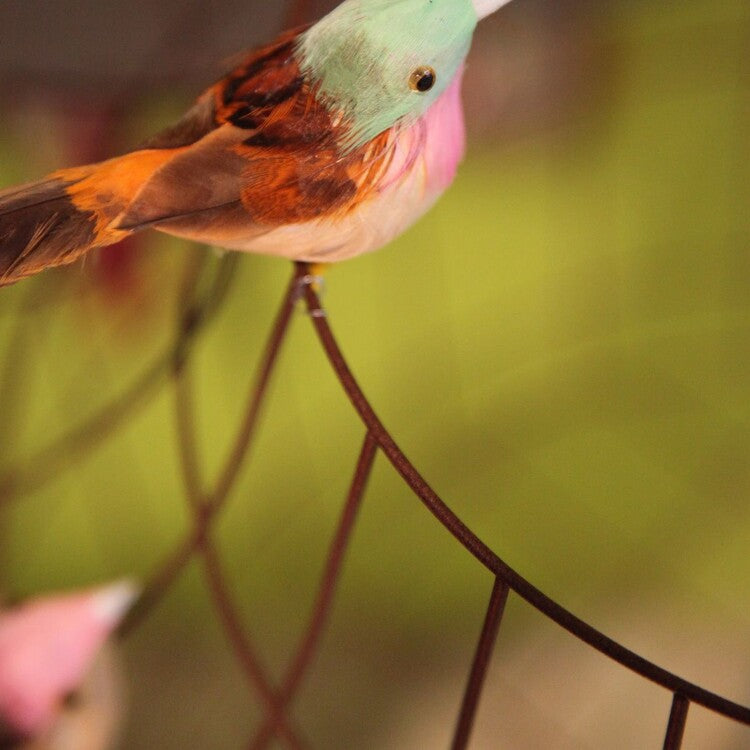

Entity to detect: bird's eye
[409,66,437,93]
[62,690,83,710]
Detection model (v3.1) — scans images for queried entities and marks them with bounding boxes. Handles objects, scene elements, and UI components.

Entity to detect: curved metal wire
[2,258,747,748]
[122,260,750,748]
[0,253,239,507]
[293,262,750,746]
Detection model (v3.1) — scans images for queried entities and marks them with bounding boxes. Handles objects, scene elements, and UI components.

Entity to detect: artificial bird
[0,581,138,748]
[0,0,513,286]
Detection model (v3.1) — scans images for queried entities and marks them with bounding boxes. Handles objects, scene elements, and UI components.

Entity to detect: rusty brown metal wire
[247,432,378,750]
[451,576,510,750]
[0,253,238,507]
[1,254,748,747]
[293,261,750,746]
[172,264,307,749]
[122,261,379,750]
[117,261,750,748]
[118,266,299,638]
[663,694,690,750]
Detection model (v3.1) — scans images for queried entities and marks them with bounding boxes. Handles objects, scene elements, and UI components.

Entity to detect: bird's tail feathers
[0,150,173,286]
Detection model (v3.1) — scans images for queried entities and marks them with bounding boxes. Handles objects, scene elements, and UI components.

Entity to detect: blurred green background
[0,0,748,748]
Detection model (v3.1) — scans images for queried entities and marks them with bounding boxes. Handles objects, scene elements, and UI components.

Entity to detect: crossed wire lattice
[1,257,749,748]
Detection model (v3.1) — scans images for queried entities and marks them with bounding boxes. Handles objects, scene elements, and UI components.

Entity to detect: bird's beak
[90,579,140,626]
[472,0,516,21]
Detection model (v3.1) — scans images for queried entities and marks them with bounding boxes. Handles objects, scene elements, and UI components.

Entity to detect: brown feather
[0,25,397,285]
[0,150,175,286]
[0,178,97,285]
[116,130,246,231]
[123,28,394,233]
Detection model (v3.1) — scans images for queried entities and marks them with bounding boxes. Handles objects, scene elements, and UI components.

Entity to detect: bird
[0,581,138,749]
[0,0,513,287]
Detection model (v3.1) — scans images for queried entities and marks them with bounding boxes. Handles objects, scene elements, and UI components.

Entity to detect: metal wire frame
[107,260,747,749]
[0,258,748,747]
[293,263,750,748]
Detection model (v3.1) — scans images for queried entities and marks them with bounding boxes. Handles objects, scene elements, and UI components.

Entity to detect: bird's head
[298,0,514,149]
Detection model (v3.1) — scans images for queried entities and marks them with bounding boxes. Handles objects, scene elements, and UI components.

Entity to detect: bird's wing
[137,27,308,151]
[118,27,395,240]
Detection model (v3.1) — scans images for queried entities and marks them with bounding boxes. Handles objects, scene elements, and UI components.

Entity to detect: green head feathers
[298,0,482,149]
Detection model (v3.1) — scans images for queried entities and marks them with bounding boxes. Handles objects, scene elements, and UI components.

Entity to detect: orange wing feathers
[61,150,180,241]
[0,27,395,285]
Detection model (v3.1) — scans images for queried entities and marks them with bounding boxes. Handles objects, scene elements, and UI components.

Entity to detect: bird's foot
[296,263,328,318]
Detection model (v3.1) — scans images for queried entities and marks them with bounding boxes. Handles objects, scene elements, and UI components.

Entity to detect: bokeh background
[0,0,748,747]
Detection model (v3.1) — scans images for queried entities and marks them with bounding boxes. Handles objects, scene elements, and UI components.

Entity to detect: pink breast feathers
[379,68,467,197]
[419,68,468,193]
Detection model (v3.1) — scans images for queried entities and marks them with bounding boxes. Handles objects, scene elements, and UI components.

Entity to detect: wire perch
[114,260,749,749]
[293,262,750,748]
